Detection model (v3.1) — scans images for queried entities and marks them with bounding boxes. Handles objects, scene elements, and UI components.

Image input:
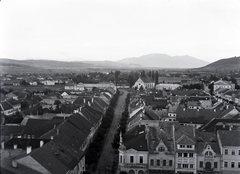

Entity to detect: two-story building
[217,130,240,174]
[174,125,197,174]
[214,80,235,92]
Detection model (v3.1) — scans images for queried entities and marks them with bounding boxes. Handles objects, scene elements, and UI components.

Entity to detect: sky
[0,0,240,63]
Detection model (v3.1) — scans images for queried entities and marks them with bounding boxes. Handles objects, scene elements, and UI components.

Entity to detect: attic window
[158,146,165,152]
[198,137,203,142]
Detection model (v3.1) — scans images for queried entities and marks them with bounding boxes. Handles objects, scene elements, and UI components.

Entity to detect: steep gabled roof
[123,132,148,151]
[196,131,220,154]
[141,76,154,83]
[218,130,240,146]
[176,134,195,145]
[174,125,195,145]
[147,122,176,153]
[21,119,62,138]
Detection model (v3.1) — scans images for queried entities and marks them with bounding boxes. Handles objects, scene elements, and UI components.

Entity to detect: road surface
[95,89,128,174]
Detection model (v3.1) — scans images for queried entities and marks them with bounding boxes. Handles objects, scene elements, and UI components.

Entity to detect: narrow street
[95,89,128,174]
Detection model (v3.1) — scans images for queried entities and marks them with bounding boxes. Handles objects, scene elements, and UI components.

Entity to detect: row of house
[215,88,240,106]
[119,122,240,174]
[118,85,240,174]
[1,87,117,173]
[65,82,117,91]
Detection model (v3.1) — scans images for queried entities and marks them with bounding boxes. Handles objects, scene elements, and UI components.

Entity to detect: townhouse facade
[119,121,240,174]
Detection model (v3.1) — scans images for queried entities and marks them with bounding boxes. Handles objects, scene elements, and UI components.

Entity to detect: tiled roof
[80,107,99,125]
[144,107,159,120]
[196,131,220,154]
[30,141,77,173]
[67,114,92,134]
[174,125,195,145]
[141,77,154,83]
[21,119,62,138]
[0,101,13,110]
[176,106,232,124]
[123,132,148,151]
[6,99,20,106]
[218,130,240,146]
[0,125,24,137]
[147,122,176,153]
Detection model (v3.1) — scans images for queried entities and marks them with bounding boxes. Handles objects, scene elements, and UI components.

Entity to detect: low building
[214,80,235,92]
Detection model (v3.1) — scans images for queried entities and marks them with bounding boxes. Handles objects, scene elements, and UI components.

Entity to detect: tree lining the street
[85,89,120,167]
[112,93,130,149]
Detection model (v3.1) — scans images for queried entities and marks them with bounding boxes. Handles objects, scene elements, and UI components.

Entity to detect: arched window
[205,151,213,156]
[129,170,135,174]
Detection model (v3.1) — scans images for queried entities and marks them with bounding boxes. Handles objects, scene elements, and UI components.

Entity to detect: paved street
[95,89,128,174]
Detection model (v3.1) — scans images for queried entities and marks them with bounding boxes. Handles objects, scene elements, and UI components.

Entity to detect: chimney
[226,105,229,109]
[54,124,56,129]
[183,108,185,111]
[88,101,91,106]
[92,97,94,103]
[13,144,18,149]
[1,141,4,149]
[51,136,53,140]
[214,109,216,112]
[26,146,32,154]
[229,125,233,131]
[57,129,59,135]
[40,140,44,147]
[83,98,86,104]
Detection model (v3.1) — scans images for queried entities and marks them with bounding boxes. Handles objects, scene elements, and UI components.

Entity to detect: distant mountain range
[199,56,240,71]
[0,55,239,74]
[0,58,140,74]
[117,53,209,68]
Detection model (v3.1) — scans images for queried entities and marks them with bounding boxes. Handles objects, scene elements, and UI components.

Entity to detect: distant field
[2,85,65,92]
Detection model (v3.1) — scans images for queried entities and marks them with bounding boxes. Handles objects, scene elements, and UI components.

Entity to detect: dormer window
[205,151,213,156]
[158,146,165,152]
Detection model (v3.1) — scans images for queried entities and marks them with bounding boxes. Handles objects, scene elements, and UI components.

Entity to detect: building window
[150,159,154,166]
[225,149,228,155]
[183,164,188,168]
[214,162,218,168]
[200,161,203,168]
[224,161,228,168]
[184,153,188,157]
[130,156,134,163]
[205,151,213,156]
[238,162,240,168]
[178,164,181,169]
[190,164,193,168]
[159,146,165,152]
[189,153,193,157]
[139,156,143,164]
[178,153,182,157]
[239,150,240,155]
[157,159,160,166]
[231,162,235,168]
[180,145,185,148]
[163,160,166,166]
[120,155,122,163]
[187,145,192,148]
[232,150,235,155]
[169,160,173,166]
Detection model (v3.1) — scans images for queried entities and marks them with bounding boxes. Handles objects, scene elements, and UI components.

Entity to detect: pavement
[95,89,128,174]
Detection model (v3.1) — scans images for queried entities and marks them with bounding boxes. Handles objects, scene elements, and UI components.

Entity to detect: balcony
[124,163,148,169]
